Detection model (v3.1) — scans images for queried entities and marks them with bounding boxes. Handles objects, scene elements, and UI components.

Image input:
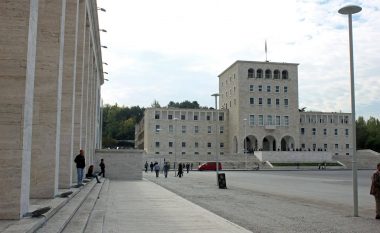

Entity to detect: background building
[136,60,353,162]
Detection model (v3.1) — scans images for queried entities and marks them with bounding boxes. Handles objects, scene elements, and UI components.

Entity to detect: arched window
[265,69,272,79]
[248,68,254,78]
[273,70,280,79]
[256,69,263,78]
[282,70,288,80]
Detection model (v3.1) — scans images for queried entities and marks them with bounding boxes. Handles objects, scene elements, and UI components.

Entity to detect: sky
[97,0,380,119]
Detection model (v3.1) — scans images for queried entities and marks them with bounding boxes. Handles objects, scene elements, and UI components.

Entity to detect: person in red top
[370,162,380,219]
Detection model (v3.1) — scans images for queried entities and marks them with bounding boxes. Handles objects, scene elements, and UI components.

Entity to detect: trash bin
[217,173,227,189]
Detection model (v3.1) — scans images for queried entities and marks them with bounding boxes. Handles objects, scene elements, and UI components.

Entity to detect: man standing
[370,162,380,219]
[74,149,85,186]
[98,159,105,178]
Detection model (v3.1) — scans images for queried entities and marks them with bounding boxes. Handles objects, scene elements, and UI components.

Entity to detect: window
[258,85,262,92]
[275,86,280,93]
[208,126,212,133]
[259,98,263,105]
[169,125,173,133]
[301,143,305,149]
[276,116,281,125]
[301,128,305,135]
[265,69,272,79]
[274,70,280,79]
[250,97,254,105]
[313,144,316,150]
[346,144,350,149]
[267,85,271,92]
[220,143,224,148]
[284,86,288,93]
[194,125,199,133]
[257,69,263,78]
[155,125,160,132]
[249,115,255,126]
[207,142,212,148]
[267,98,272,105]
[169,142,173,147]
[323,128,327,135]
[334,129,338,136]
[155,142,160,147]
[155,112,160,119]
[194,152,199,155]
[220,126,224,134]
[155,152,160,154]
[276,98,280,106]
[282,70,288,79]
[335,144,338,149]
[284,99,289,107]
[182,142,186,147]
[249,85,254,92]
[182,125,186,133]
[195,142,199,148]
[267,115,273,125]
[258,115,264,126]
[248,68,254,78]
[219,114,224,121]
[169,152,173,154]
[168,114,173,120]
[284,116,289,126]
[207,115,211,120]
[181,114,185,120]
[324,144,328,150]
[194,115,198,120]
[312,128,316,135]
[345,129,349,136]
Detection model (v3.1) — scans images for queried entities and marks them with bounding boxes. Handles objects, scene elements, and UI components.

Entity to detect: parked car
[198,162,223,171]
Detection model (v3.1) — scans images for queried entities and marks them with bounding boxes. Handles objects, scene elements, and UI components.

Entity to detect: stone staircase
[333,149,380,169]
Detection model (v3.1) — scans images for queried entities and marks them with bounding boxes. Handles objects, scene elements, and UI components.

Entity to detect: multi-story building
[135,60,353,159]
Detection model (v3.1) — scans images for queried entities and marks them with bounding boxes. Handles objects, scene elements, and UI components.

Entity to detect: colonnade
[0,0,104,219]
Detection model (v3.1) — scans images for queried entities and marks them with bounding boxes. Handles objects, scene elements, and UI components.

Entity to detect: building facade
[136,60,353,159]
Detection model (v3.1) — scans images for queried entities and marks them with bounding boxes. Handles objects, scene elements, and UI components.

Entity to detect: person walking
[74,149,85,186]
[163,162,169,178]
[370,162,380,219]
[177,163,183,178]
[154,162,160,178]
[144,161,148,172]
[186,163,190,173]
[98,159,105,178]
[150,162,154,172]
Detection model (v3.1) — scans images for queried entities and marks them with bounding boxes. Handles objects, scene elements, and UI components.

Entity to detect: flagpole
[265,40,268,61]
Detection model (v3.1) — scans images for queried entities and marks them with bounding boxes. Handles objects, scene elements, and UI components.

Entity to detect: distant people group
[144,161,193,179]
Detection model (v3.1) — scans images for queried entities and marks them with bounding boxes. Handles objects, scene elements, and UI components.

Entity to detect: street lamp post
[211,93,220,185]
[338,4,362,217]
[244,118,247,169]
[173,118,179,176]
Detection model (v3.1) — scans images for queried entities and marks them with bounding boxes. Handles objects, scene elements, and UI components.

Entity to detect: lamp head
[338,5,362,15]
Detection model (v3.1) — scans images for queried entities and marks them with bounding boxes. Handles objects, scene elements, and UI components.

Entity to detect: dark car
[198,162,223,171]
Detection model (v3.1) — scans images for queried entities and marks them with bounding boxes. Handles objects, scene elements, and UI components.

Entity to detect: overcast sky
[98,0,380,119]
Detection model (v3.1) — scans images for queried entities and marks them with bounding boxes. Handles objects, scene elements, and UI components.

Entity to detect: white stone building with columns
[136,60,353,161]
[0,0,104,219]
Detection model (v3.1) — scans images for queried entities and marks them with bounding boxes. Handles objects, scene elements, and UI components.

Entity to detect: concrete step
[35,180,98,233]
[61,180,105,233]
[83,179,110,233]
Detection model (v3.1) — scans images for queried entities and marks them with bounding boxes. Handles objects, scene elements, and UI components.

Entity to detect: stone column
[72,0,86,182]
[59,0,79,189]
[0,0,38,219]
[30,0,66,198]
[83,33,92,168]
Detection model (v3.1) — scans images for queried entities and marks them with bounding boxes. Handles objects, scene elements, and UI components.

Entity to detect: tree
[151,99,161,108]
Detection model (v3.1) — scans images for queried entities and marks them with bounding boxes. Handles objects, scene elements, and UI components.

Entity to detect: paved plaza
[145,170,379,233]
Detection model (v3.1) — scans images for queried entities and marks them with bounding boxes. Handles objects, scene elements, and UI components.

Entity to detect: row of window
[301,143,350,150]
[248,68,289,79]
[155,141,225,149]
[155,113,224,121]
[300,116,350,124]
[248,115,289,126]
[155,151,224,155]
[250,84,288,93]
[249,97,289,107]
[300,128,349,136]
[155,125,225,134]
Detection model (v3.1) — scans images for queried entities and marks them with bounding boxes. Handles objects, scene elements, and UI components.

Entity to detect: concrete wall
[95,149,143,180]
[255,151,332,162]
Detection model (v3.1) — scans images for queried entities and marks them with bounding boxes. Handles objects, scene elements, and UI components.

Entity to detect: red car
[198,162,223,171]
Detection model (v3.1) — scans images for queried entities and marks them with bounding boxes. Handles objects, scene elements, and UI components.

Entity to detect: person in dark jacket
[150,162,154,172]
[98,159,105,177]
[86,165,100,183]
[370,162,380,219]
[177,163,183,178]
[74,149,85,186]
